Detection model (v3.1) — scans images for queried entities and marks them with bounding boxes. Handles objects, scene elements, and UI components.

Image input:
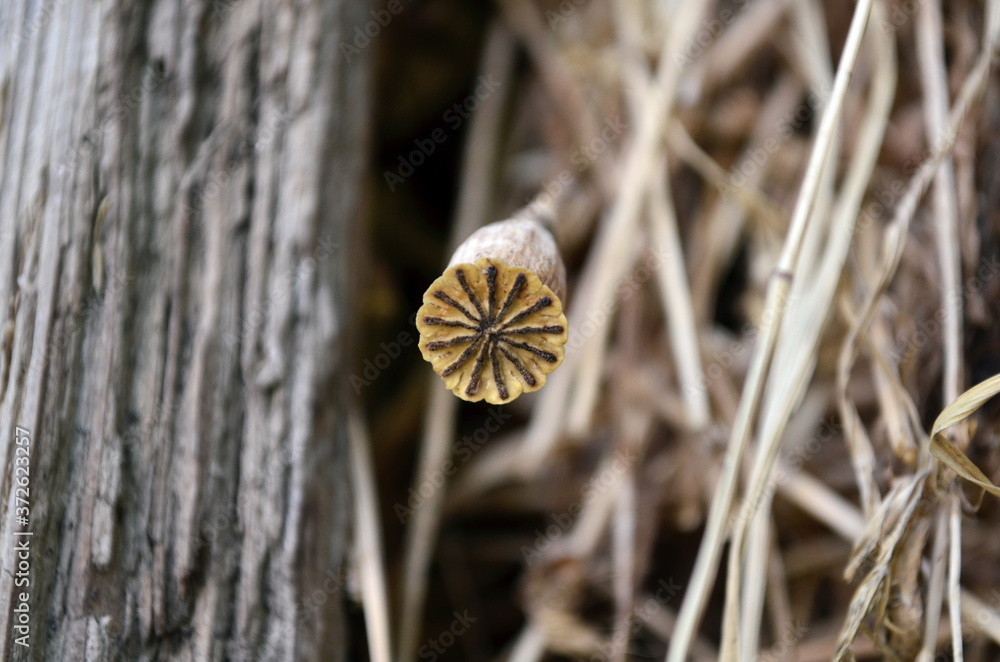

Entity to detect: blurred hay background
[354,0,1000,660]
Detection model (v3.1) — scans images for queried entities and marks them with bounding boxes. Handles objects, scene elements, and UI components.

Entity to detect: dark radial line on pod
[490,341,509,400]
[422,316,478,330]
[434,291,480,323]
[502,325,565,336]
[500,297,552,329]
[499,338,558,363]
[426,334,479,350]
[441,336,486,377]
[495,273,526,324]
[464,341,490,396]
[455,268,486,319]
[498,345,536,387]
[486,265,497,320]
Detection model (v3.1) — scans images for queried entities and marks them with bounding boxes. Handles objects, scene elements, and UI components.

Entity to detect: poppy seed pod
[417,210,569,404]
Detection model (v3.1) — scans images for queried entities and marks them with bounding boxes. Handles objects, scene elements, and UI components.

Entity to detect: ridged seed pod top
[416,216,569,404]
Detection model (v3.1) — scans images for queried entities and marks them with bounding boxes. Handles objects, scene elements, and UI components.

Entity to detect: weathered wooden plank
[0,1,370,659]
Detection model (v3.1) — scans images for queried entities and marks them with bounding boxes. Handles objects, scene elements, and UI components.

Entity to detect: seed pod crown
[417,216,569,404]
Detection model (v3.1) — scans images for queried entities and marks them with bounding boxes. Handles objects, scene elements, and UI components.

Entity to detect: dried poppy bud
[417,214,569,404]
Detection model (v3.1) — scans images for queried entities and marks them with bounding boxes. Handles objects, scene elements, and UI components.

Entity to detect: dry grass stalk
[678,1,878,659]
[348,408,394,662]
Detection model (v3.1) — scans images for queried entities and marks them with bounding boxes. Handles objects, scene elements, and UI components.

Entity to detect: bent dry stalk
[417,212,569,404]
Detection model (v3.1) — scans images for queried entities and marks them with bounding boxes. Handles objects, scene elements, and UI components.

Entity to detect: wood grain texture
[0,0,370,659]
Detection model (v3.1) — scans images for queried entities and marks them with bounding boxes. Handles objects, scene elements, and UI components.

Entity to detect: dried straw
[371,0,1000,659]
